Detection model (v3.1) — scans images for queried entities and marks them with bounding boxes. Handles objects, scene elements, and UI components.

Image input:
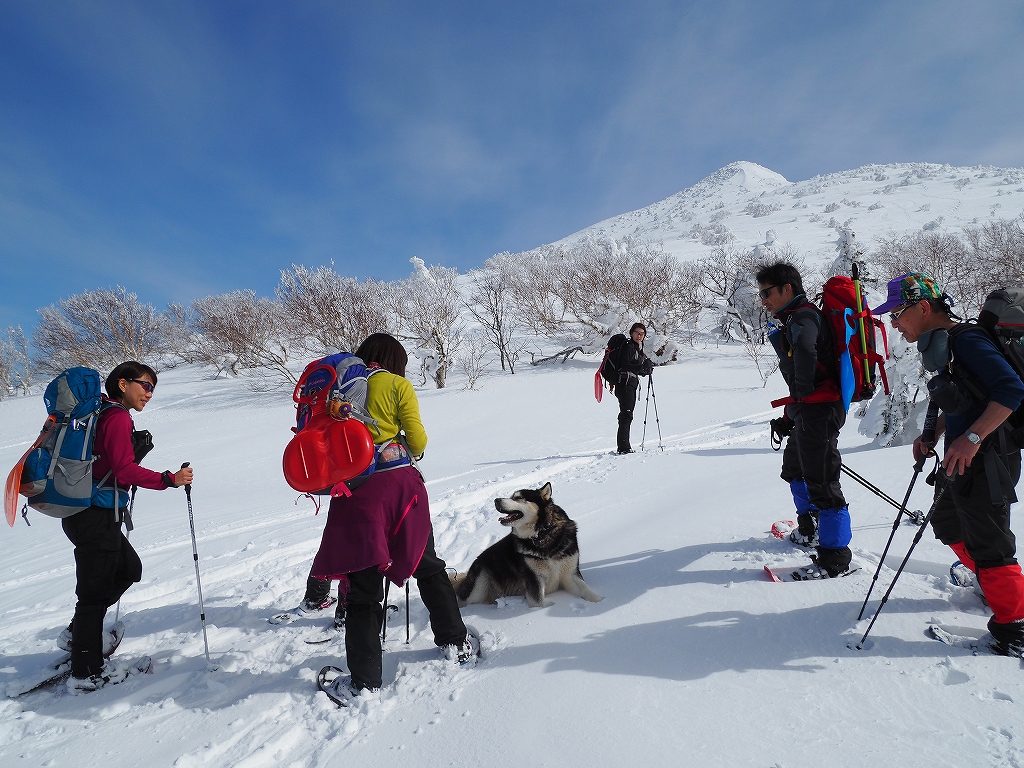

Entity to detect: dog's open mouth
[498,511,524,525]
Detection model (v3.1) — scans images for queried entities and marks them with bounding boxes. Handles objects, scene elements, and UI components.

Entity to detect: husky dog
[454,483,603,608]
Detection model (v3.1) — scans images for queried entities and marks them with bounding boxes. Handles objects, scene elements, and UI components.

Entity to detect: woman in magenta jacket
[63,360,193,692]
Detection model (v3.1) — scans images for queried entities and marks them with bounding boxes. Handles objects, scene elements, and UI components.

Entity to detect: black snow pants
[344,531,467,690]
[62,506,142,678]
[615,375,640,452]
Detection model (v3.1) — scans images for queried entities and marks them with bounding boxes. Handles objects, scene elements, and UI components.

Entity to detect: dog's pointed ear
[539,482,552,501]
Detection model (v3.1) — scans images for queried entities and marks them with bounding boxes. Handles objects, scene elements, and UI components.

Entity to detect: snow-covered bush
[32,287,175,375]
[858,331,930,447]
[276,264,393,353]
[191,290,299,387]
[402,259,464,388]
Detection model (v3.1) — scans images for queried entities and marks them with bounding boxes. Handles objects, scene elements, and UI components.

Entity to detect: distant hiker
[885,273,1024,655]
[311,333,477,702]
[603,323,654,454]
[64,361,194,692]
[758,263,853,578]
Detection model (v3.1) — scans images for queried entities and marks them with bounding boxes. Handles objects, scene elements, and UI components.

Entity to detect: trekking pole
[856,455,926,621]
[405,581,410,644]
[648,372,664,451]
[381,579,391,642]
[853,463,948,650]
[182,463,213,666]
[641,377,651,450]
[840,464,903,511]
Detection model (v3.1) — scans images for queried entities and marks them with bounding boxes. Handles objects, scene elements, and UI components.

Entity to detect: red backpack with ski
[770,265,889,411]
[819,266,890,409]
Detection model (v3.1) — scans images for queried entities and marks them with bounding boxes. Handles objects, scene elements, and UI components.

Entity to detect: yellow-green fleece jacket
[366,370,427,455]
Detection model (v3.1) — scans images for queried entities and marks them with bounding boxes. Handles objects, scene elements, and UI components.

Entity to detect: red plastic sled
[282,413,375,494]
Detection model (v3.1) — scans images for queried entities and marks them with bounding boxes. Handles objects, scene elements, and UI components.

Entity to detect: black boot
[617,411,633,453]
[813,546,853,577]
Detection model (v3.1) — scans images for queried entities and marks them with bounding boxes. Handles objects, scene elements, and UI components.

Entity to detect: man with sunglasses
[882,272,1024,655]
[757,262,853,579]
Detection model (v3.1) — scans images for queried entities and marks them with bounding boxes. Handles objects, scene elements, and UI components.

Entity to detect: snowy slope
[3,351,1024,768]
[556,160,1024,260]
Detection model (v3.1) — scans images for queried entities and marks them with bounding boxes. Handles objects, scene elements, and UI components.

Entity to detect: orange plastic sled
[5,415,55,527]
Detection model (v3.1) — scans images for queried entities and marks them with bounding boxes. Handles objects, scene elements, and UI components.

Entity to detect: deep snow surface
[2,348,1023,767]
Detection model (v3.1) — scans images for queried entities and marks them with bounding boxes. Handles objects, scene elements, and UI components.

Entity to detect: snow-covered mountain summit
[557,160,1024,261]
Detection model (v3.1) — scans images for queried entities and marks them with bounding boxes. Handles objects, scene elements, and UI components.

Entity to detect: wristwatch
[966,430,982,445]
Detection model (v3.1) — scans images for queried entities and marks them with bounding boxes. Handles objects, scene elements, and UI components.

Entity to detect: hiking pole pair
[182,463,213,667]
[840,464,925,524]
[855,455,927,621]
[640,373,664,452]
[852,460,948,650]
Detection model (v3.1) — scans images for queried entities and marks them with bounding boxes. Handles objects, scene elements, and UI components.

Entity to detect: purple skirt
[311,466,431,587]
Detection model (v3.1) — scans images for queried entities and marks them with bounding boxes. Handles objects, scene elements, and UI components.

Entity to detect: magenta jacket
[92,398,171,492]
[311,466,431,587]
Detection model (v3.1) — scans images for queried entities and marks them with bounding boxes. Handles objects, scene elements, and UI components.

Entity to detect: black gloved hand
[770,416,794,445]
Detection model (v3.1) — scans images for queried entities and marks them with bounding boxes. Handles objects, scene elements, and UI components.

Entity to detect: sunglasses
[129,379,156,393]
[758,285,779,300]
[889,301,918,325]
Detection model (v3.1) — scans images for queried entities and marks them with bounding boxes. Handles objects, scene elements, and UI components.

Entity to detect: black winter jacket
[773,295,836,400]
[611,339,654,383]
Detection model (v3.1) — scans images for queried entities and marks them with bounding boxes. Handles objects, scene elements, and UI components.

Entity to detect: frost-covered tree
[870,229,979,315]
[457,333,491,390]
[0,328,17,398]
[191,290,299,387]
[965,217,1024,297]
[33,287,172,374]
[402,259,464,388]
[858,331,929,446]
[0,326,31,397]
[276,264,392,353]
[501,237,702,363]
[466,253,525,373]
[701,245,768,342]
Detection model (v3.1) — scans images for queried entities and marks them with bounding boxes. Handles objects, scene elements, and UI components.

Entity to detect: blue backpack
[20,368,127,518]
[293,352,383,435]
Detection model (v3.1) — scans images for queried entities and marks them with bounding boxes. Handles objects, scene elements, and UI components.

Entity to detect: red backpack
[282,355,378,497]
[820,274,890,408]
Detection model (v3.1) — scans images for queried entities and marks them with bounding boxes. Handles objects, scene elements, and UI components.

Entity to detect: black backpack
[937,288,1024,430]
[600,334,627,384]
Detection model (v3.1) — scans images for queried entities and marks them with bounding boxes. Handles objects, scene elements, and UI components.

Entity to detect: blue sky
[1,1,1023,334]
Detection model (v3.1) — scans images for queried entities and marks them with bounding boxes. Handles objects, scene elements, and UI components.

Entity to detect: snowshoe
[949,561,989,605]
[788,563,859,581]
[443,625,481,666]
[316,666,376,707]
[949,560,974,587]
[269,595,338,625]
[66,656,152,695]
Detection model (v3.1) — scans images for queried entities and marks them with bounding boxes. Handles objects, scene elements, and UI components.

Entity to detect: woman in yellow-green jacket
[312,334,476,701]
